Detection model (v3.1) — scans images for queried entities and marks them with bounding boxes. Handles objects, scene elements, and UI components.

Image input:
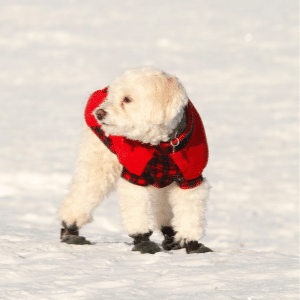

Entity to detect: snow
[0,0,299,299]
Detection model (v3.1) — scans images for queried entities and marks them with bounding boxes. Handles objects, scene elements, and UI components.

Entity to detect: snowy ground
[0,0,299,299]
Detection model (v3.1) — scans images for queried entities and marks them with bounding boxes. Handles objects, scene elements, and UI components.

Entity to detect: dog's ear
[164,75,188,121]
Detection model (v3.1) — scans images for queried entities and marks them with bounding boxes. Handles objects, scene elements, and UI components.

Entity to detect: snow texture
[0,0,298,299]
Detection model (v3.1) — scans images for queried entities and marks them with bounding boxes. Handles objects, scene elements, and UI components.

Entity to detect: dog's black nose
[95,109,107,121]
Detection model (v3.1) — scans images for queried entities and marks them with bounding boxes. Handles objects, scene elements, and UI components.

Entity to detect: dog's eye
[123,97,132,104]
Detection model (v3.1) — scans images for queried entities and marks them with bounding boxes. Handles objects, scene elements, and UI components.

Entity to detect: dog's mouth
[101,122,113,126]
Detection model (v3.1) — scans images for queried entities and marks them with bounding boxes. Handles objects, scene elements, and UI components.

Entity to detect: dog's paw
[162,238,182,251]
[185,241,213,254]
[132,241,161,254]
[60,222,91,245]
[61,234,91,245]
[161,226,182,251]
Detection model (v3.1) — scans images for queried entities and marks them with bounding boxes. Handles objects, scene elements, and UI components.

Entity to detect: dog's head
[93,67,188,145]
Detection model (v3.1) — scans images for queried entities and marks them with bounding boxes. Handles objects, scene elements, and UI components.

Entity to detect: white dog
[58,67,212,254]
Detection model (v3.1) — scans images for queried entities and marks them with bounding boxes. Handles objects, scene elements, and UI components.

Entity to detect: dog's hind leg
[168,179,213,253]
[117,178,161,253]
[151,185,181,251]
[153,186,173,228]
[58,124,122,243]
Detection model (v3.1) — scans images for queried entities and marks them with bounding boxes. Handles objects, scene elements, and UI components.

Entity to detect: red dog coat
[85,87,209,189]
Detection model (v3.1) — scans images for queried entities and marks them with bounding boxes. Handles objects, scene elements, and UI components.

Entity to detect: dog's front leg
[117,178,161,254]
[58,124,122,244]
[169,179,213,253]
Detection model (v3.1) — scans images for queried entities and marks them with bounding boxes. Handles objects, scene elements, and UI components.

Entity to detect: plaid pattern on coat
[91,126,204,189]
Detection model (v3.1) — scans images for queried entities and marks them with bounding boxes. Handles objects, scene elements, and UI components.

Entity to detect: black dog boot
[61,222,91,245]
[130,231,161,254]
[185,241,213,254]
[161,226,182,251]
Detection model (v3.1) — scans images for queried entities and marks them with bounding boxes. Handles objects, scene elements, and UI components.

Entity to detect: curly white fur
[58,67,210,244]
[58,124,122,228]
[96,67,188,145]
[169,179,211,245]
